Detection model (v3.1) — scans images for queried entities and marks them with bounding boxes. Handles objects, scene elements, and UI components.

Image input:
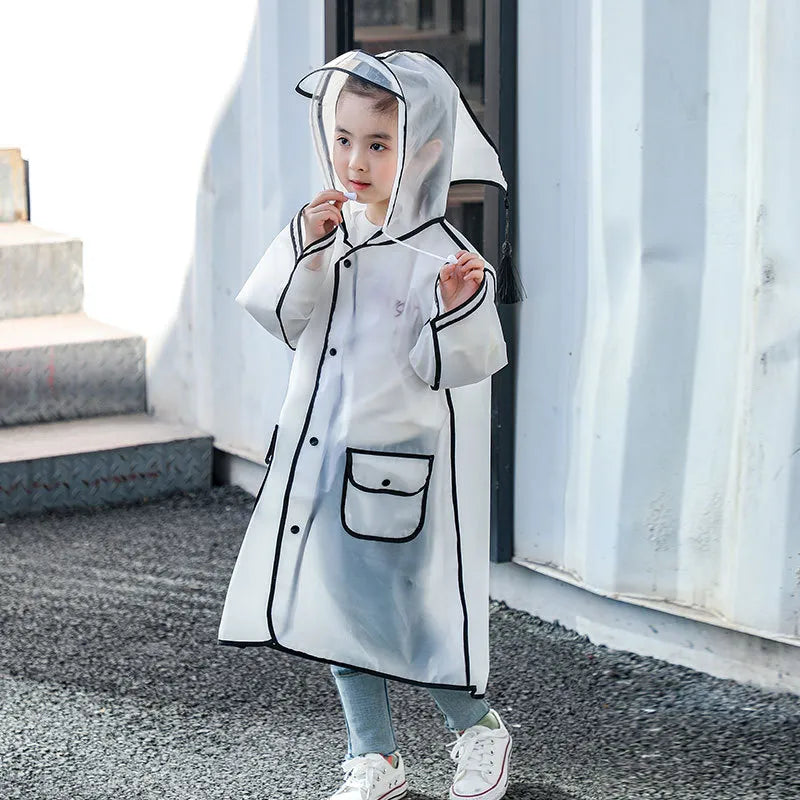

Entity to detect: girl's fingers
[442,260,482,278]
[456,252,482,268]
[442,255,483,289]
[314,190,349,204]
[310,202,343,218]
[310,206,343,225]
[458,260,484,278]
[310,190,349,211]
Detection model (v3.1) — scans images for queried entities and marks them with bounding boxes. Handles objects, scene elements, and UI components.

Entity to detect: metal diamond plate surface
[0,337,146,426]
[0,438,213,518]
[0,239,83,319]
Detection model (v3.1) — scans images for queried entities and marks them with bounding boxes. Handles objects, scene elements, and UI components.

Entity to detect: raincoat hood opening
[296,50,458,243]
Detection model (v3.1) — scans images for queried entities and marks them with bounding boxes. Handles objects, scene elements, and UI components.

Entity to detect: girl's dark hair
[337,74,397,116]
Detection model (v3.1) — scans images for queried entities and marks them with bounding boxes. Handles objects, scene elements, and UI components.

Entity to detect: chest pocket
[341,447,434,543]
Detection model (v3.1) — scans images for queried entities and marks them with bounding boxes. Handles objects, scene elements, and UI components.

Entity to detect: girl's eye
[335,137,386,152]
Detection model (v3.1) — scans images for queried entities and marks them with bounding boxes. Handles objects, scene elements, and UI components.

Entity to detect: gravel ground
[0,486,798,800]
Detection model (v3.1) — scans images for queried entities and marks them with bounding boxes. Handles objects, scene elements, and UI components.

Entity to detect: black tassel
[497,192,526,304]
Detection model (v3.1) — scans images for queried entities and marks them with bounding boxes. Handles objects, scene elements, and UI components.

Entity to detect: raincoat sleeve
[408,264,509,390]
[234,205,336,350]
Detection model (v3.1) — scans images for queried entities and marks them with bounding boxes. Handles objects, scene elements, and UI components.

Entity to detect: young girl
[219,49,524,800]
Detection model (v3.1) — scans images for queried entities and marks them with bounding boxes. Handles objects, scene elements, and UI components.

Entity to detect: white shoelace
[336,754,390,798]
[445,727,499,783]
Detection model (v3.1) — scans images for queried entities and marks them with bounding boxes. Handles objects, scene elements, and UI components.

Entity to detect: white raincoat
[218,49,514,698]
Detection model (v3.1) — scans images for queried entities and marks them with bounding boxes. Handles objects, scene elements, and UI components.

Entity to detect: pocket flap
[346,447,434,496]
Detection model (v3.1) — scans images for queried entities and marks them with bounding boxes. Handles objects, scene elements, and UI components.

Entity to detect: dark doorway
[324,0,518,562]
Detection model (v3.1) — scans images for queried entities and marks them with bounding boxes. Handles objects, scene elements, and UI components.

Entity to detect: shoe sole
[449,775,508,800]
[328,780,407,800]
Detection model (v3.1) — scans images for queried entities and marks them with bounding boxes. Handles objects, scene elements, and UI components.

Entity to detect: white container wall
[184,2,327,465]
[512,0,800,658]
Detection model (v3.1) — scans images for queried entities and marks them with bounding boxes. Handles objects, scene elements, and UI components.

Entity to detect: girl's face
[333,91,398,208]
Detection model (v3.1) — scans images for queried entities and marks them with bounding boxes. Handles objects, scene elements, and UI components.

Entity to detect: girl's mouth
[350,180,371,190]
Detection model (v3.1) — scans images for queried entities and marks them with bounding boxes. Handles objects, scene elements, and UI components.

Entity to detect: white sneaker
[327,750,408,800]
[445,709,512,800]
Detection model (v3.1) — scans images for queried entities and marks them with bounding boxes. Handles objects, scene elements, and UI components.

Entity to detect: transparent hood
[296,49,507,261]
[296,50,457,246]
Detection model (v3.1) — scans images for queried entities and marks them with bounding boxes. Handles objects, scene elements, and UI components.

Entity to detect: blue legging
[330,664,491,758]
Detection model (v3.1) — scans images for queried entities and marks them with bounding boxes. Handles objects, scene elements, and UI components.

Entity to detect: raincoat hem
[216,637,486,699]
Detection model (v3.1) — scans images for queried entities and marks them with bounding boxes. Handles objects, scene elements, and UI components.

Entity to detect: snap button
[329,347,337,356]
[382,479,391,486]
[343,258,351,268]
[290,524,300,534]
[309,436,319,445]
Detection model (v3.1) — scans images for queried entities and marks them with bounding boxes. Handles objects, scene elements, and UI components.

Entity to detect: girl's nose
[349,147,367,172]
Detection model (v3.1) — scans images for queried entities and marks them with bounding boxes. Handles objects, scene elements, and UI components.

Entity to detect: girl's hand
[302,190,349,245]
[439,250,485,312]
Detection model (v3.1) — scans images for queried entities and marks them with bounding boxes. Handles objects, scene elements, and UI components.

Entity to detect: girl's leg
[329,664,399,758]
[427,685,492,734]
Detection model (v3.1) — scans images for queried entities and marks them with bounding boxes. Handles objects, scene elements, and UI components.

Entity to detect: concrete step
[0,413,214,518]
[0,312,146,426]
[0,222,83,319]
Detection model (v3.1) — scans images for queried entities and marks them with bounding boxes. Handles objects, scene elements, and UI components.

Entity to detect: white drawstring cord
[382,229,458,264]
[337,193,458,265]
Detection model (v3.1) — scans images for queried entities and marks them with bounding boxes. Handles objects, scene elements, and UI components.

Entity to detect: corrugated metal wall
[514,0,800,646]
